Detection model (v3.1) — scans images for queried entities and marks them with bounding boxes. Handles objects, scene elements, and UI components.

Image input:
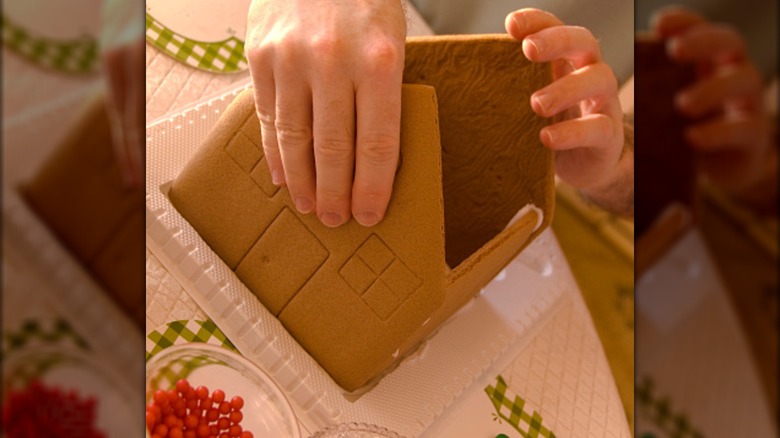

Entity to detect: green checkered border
[636,376,704,438]
[145,13,247,73]
[4,353,76,390]
[147,354,225,396]
[146,319,237,361]
[2,13,98,74]
[3,318,89,355]
[485,375,556,438]
[3,318,90,390]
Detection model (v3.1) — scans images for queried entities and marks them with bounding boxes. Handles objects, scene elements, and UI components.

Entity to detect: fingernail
[295,197,314,214]
[320,211,344,228]
[355,212,379,227]
[523,38,542,56]
[511,12,526,30]
[542,129,557,146]
[271,169,284,185]
[533,94,553,114]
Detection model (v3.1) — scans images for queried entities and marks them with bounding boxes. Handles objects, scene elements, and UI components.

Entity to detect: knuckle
[245,43,272,65]
[316,136,354,164]
[308,34,341,58]
[256,110,276,129]
[274,43,303,69]
[569,25,597,47]
[595,62,618,91]
[364,39,402,73]
[275,121,312,147]
[359,132,398,164]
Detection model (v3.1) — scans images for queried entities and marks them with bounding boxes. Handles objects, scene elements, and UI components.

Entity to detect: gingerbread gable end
[171,85,448,390]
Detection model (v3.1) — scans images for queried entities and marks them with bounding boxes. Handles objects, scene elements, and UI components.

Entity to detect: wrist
[579,119,635,218]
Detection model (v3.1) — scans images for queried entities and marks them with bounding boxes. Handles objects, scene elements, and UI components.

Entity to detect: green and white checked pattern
[2,14,99,74]
[636,376,703,438]
[485,375,556,438]
[3,318,89,355]
[2,318,90,389]
[146,320,237,401]
[146,353,225,395]
[146,319,237,361]
[145,13,247,73]
[4,353,76,390]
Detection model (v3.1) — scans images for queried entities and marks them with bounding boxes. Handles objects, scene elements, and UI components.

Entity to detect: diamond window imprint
[225,131,261,172]
[225,127,280,197]
[339,235,422,320]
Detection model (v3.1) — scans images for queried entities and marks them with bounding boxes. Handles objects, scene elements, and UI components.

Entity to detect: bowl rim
[3,344,145,435]
[145,342,301,438]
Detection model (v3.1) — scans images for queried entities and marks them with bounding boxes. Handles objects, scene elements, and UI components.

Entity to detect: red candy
[146,380,251,438]
[195,386,209,400]
[154,389,168,405]
[218,401,231,415]
[176,379,191,394]
[230,396,244,410]
[2,379,106,438]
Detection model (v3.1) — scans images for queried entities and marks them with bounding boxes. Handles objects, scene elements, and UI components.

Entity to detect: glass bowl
[2,346,144,437]
[309,422,406,438]
[146,343,301,438]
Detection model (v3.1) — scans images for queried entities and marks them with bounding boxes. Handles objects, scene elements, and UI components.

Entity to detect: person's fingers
[521,25,601,69]
[274,62,316,215]
[253,81,286,187]
[686,116,768,151]
[530,62,618,117]
[504,8,564,41]
[248,48,287,188]
[540,113,620,151]
[352,47,403,227]
[676,64,763,117]
[666,23,746,63]
[650,6,706,37]
[311,76,356,228]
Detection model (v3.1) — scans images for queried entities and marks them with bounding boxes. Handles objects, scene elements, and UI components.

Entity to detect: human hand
[245,0,407,227]
[505,8,627,200]
[652,6,772,195]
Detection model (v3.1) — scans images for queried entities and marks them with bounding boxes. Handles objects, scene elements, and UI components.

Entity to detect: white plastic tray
[146,80,628,437]
[145,82,577,436]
